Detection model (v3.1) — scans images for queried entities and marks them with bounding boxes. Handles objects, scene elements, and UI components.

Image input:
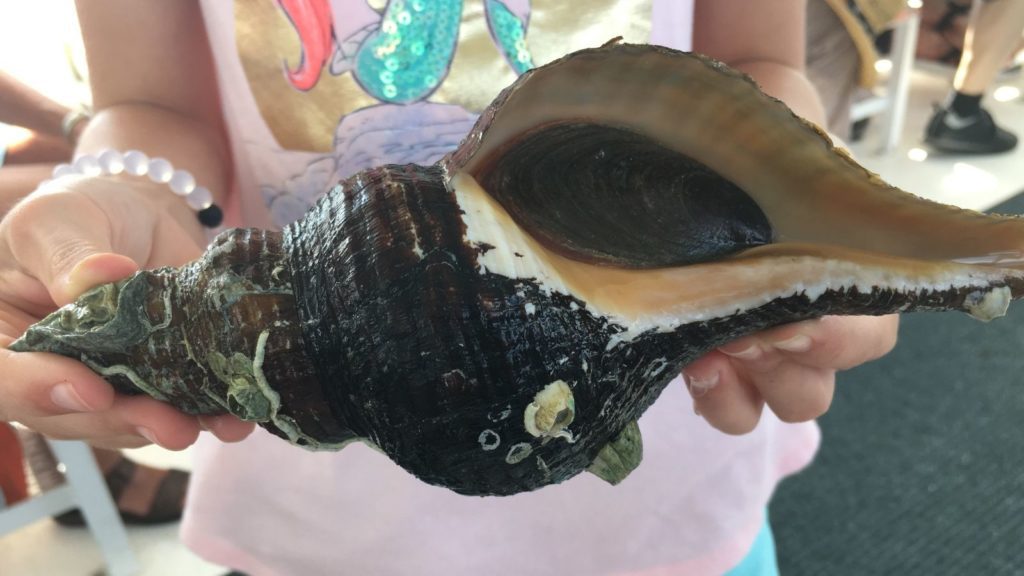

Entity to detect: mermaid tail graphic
[485,0,534,74]
[277,0,335,91]
[278,0,535,102]
[353,0,464,102]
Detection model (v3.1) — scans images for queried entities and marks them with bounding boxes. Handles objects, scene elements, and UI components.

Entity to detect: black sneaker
[924,106,1018,154]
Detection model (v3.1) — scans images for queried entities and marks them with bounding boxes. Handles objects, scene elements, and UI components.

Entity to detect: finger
[719,315,899,371]
[0,270,58,320]
[87,432,153,450]
[795,315,899,370]
[0,347,115,421]
[30,395,201,451]
[3,191,141,305]
[717,326,837,423]
[0,305,41,339]
[63,252,140,300]
[684,351,764,435]
[151,216,205,267]
[199,414,257,443]
[87,434,153,451]
[746,361,836,424]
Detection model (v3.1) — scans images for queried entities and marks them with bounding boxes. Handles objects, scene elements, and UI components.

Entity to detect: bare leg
[917,0,972,65]
[954,0,1024,94]
[924,0,1024,154]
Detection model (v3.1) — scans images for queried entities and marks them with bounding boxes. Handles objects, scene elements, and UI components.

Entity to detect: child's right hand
[0,176,254,449]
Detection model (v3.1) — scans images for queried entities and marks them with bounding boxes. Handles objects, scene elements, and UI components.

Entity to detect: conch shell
[12,44,1024,496]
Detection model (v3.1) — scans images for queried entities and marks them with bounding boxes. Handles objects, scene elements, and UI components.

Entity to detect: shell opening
[474,122,773,268]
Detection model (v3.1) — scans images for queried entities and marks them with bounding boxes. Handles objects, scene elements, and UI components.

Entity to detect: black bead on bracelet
[49,149,224,229]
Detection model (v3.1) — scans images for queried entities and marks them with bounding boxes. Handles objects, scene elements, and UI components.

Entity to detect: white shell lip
[452,170,1024,346]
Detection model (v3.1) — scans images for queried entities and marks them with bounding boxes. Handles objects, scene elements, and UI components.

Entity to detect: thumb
[4,193,143,306]
[60,253,141,303]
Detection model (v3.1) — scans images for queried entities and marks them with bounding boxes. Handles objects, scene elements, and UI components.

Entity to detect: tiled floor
[0,445,224,576]
[3,26,1024,576]
[849,63,1024,213]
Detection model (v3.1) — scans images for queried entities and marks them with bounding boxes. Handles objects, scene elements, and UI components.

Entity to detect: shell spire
[12,44,1024,496]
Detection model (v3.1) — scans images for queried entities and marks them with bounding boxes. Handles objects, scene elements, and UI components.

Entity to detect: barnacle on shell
[12,44,1024,496]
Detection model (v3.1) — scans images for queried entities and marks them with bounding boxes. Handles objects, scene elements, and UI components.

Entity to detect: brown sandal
[54,457,189,527]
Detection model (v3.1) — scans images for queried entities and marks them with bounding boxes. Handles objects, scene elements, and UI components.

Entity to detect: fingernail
[50,383,92,412]
[685,371,720,398]
[720,343,761,360]
[61,261,110,300]
[198,416,219,434]
[772,334,813,353]
[136,427,160,446]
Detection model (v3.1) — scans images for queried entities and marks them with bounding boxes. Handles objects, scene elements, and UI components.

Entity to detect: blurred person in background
[805,0,907,139]
[924,0,1024,154]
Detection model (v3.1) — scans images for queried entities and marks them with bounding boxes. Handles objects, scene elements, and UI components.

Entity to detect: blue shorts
[724,513,779,576]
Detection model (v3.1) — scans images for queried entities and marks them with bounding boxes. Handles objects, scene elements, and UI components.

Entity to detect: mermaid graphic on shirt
[234,0,650,226]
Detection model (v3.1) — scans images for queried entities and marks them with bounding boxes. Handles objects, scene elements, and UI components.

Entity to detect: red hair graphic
[277,0,334,91]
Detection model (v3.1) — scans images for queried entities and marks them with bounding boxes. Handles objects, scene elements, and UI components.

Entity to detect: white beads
[168,170,196,196]
[97,149,125,175]
[186,186,214,210]
[147,158,174,183]
[123,150,149,176]
[73,155,102,177]
[51,149,220,227]
[52,163,78,178]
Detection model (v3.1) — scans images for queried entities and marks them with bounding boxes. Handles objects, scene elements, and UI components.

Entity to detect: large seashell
[12,44,1024,496]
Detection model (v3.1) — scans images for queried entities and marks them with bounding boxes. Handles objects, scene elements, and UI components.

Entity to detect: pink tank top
[183,2,820,574]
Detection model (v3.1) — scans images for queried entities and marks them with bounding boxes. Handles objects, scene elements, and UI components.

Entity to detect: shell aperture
[474,122,775,267]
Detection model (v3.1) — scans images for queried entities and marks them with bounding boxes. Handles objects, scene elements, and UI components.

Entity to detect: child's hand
[0,176,254,449]
[683,315,899,434]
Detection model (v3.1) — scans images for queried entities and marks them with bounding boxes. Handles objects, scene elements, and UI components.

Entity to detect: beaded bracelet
[48,149,224,228]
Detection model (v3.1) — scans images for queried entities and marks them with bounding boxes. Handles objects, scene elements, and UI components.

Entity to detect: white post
[49,440,140,576]
[883,7,922,153]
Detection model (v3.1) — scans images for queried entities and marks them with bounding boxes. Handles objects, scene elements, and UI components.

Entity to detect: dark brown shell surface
[12,44,1024,496]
